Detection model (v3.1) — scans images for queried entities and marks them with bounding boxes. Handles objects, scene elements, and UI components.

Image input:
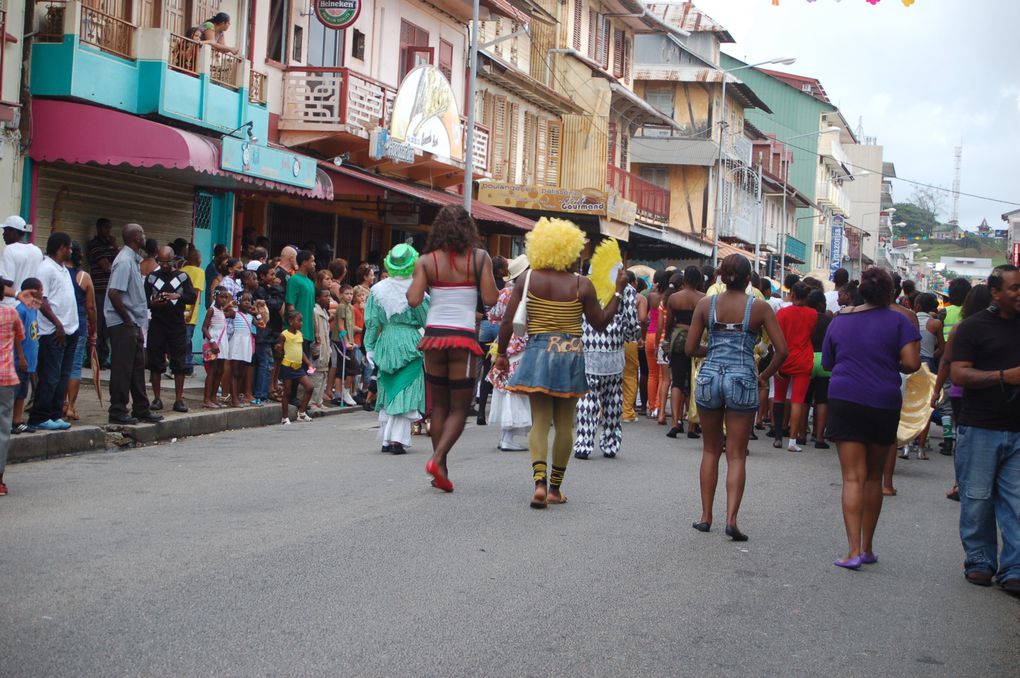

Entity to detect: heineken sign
[314,0,360,29]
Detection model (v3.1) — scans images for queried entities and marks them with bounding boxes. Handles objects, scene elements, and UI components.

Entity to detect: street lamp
[712,56,797,266]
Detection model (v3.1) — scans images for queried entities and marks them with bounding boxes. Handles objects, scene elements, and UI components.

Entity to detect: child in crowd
[228,292,255,407]
[276,311,313,425]
[251,298,270,406]
[240,269,259,297]
[12,278,41,435]
[309,287,333,410]
[352,285,373,408]
[332,284,360,406]
[0,278,28,496]
[202,287,230,409]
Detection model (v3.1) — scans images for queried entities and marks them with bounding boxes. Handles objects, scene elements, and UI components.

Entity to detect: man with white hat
[0,216,43,307]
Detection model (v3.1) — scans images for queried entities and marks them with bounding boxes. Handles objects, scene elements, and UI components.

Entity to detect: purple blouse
[822,308,921,411]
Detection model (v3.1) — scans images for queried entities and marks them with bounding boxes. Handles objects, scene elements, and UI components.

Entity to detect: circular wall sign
[314,0,361,30]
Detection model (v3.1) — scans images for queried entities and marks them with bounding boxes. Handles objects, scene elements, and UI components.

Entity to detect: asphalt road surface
[2,412,1018,677]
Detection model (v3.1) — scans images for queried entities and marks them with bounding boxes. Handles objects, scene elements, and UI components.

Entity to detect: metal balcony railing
[606,164,670,224]
[249,70,268,105]
[168,33,200,75]
[210,51,243,90]
[79,5,135,59]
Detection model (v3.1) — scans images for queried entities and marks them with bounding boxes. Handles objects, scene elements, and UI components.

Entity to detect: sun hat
[505,253,530,282]
[383,243,418,278]
[3,215,31,233]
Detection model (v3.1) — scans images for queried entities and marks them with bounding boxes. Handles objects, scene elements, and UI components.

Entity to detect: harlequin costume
[364,244,429,452]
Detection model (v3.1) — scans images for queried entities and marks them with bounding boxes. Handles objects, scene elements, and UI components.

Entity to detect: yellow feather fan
[589,238,622,305]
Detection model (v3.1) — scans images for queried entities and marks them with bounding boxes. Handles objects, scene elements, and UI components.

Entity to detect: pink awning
[29,99,333,200]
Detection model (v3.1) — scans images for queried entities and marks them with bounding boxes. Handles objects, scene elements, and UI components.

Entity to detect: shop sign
[606,193,637,225]
[313,0,361,30]
[829,214,845,280]
[369,127,416,164]
[389,65,464,162]
[221,136,317,190]
[477,182,608,216]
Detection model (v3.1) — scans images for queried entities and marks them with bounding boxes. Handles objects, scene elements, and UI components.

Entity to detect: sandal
[946,486,960,502]
[530,483,548,509]
[546,490,567,505]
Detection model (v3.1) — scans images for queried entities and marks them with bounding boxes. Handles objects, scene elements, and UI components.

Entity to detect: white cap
[3,215,31,233]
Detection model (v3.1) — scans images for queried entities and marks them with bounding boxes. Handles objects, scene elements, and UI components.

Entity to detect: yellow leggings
[528,393,578,487]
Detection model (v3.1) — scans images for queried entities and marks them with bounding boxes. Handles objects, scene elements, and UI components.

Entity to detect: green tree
[893,202,937,239]
[958,233,981,254]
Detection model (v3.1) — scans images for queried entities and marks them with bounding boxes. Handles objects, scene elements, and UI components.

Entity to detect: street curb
[8,403,364,464]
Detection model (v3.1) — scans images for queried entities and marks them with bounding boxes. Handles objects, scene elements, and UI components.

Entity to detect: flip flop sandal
[546,492,568,505]
[530,485,547,509]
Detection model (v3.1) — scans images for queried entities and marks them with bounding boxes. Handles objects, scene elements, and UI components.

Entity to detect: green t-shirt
[285,272,316,341]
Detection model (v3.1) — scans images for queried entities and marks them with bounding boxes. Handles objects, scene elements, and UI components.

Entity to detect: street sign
[829,214,845,280]
[313,0,360,30]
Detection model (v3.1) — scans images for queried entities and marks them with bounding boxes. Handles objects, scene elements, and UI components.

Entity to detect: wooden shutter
[507,103,520,184]
[622,33,631,81]
[545,121,561,187]
[613,29,623,77]
[510,20,520,65]
[522,112,537,185]
[493,19,503,58]
[587,10,597,60]
[572,0,582,50]
[481,90,494,129]
[536,118,548,186]
[620,130,629,169]
[438,39,453,81]
[492,95,508,181]
[607,121,617,167]
[597,17,608,69]
[191,0,218,27]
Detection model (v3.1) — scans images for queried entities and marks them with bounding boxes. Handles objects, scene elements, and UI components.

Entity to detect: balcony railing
[816,179,851,216]
[79,5,135,59]
[168,33,200,75]
[606,165,670,224]
[281,67,394,135]
[468,123,490,174]
[210,51,243,90]
[249,70,268,105]
[36,0,67,41]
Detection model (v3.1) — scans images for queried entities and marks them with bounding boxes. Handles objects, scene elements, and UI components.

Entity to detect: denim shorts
[695,363,758,412]
[70,322,88,381]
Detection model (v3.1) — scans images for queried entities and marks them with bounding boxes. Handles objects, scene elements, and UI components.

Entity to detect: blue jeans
[28,333,79,425]
[954,425,1020,582]
[253,342,274,400]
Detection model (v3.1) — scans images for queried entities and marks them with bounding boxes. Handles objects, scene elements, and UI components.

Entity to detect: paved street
[2,412,1017,677]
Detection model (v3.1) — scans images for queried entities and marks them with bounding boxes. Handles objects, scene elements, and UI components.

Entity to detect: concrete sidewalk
[8,365,363,464]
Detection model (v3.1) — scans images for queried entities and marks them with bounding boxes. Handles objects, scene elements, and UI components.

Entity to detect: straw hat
[505,253,530,281]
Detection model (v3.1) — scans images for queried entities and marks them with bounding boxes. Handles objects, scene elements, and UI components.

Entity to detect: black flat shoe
[108,414,138,425]
[814,441,831,449]
[381,444,391,453]
[692,522,711,532]
[390,442,406,455]
[749,431,758,441]
[476,415,486,426]
[573,452,590,460]
[666,425,682,439]
[725,525,748,542]
[772,439,783,448]
[686,430,700,439]
[150,399,163,411]
[134,413,164,424]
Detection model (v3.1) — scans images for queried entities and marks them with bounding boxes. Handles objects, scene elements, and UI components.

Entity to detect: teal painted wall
[722,54,835,268]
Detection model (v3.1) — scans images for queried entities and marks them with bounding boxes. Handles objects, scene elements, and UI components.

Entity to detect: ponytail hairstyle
[719,253,752,291]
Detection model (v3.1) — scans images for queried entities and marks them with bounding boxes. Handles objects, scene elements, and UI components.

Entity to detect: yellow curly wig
[525,217,586,271]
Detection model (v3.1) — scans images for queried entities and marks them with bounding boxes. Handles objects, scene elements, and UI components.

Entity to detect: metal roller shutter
[34,163,197,252]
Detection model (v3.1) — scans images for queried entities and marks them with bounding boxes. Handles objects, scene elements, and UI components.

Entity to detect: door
[307,14,343,67]
[190,192,234,360]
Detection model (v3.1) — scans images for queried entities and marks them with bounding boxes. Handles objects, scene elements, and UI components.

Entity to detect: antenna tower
[950,145,962,225]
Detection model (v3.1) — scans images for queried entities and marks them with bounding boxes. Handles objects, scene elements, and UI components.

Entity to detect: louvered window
[620,131,629,169]
[492,95,508,180]
[439,39,453,81]
[613,29,623,78]
[507,103,520,184]
[522,112,538,185]
[544,121,561,187]
[587,10,597,60]
[607,121,617,167]
[621,33,631,81]
[572,0,582,50]
[588,13,608,68]
[509,21,519,65]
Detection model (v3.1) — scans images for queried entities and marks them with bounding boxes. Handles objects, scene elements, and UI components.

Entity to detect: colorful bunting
[771,0,916,5]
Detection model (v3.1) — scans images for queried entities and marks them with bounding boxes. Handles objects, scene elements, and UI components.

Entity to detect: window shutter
[587,10,597,60]
[493,19,503,58]
[536,118,548,186]
[622,34,631,81]
[439,39,453,81]
[481,90,494,129]
[613,29,623,77]
[572,0,582,50]
[598,17,608,69]
[510,20,519,65]
[492,95,508,181]
[545,121,561,187]
[507,103,520,184]
[620,131,629,169]
[522,112,537,185]
[607,121,617,167]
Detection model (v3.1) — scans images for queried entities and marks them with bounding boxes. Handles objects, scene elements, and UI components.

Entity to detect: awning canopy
[718,241,761,263]
[328,166,535,232]
[609,83,682,131]
[29,99,333,200]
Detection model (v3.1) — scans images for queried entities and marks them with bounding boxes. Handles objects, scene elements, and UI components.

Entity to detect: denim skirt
[507,332,587,399]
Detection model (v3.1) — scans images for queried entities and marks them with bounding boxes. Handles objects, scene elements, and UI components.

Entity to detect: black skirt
[826,398,900,445]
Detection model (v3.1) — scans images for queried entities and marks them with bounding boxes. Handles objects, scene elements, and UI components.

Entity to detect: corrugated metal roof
[632,65,772,113]
[645,2,734,43]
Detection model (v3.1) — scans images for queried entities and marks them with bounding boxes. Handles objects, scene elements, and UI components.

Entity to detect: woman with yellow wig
[494,218,628,508]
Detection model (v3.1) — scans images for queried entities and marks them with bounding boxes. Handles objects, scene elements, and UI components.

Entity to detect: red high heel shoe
[426,459,454,493]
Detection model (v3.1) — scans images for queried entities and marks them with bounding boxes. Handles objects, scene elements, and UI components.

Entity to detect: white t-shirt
[36,256,79,336]
[824,290,841,314]
[0,241,44,307]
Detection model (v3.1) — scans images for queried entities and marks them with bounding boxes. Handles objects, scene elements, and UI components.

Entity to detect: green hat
[384,243,418,278]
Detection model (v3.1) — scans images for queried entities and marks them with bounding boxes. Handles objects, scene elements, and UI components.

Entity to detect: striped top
[527,292,583,336]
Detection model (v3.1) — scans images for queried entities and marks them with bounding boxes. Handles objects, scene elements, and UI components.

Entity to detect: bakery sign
[314,0,360,30]
[477,183,608,215]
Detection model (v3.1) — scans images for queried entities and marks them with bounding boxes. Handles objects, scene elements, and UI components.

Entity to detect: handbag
[511,270,532,337]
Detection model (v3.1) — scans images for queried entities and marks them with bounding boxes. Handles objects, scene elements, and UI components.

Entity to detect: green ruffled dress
[364,285,429,417]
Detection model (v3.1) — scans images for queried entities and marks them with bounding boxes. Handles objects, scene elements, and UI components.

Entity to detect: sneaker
[787,439,803,452]
[151,399,164,411]
[172,401,188,413]
[296,411,312,422]
[11,422,29,435]
[342,390,358,407]
[34,420,64,431]
[51,419,72,430]
[0,482,7,496]
[281,417,291,425]
[498,439,528,451]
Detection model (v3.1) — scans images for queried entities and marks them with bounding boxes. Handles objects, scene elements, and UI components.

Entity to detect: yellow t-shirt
[181,265,206,325]
[281,329,304,369]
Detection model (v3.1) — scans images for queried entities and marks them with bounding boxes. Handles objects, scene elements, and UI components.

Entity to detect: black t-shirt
[811,312,832,352]
[952,309,1020,431]
[145,270,196,328]
[254,283,286,343]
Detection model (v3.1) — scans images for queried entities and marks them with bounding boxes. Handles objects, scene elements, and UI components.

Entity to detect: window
[438,39,454,81]
[292,24,303,62]
[506,103,520,183]
[536,119,561,187]
[640,167,669,190]
[307,13,343,67]
[266,0,288,63]
[522,112,538,185]
[620,132,629,169]
[587,11,608,67]
[572,0,582,50]
[399,20,431,82]
[613,29,623,78]
[802,84,812,94]
[490,94,508,180]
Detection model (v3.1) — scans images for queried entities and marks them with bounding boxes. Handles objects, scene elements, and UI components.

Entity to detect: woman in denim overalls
[685,254,788,541]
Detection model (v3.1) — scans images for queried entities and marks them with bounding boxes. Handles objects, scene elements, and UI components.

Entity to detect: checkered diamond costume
[573,285,640,458]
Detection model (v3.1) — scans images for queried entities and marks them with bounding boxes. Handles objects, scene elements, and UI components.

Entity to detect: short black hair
[21,277,42,292]
[832,268,850,287]
[901,279,916,296]
[947,277,972,306]
[783,273,801,290]
[296,249,314,267]
[915,292,938,314]
[252,246,268,261]
[988,264,1019,292]
[144,238,159,257]
[684,265,702,289]
[791,282,811,302]
[257,263,273,279]
[46,232,71,256]
[213,243,228,256]
[96,218,111,230]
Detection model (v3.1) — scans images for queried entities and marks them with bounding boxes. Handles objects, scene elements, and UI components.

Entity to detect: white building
[939,256,994,282]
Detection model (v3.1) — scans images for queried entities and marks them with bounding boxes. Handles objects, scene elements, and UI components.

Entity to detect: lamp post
[777,126,840,275]
[711,56,796,267]
[462,0,482,213]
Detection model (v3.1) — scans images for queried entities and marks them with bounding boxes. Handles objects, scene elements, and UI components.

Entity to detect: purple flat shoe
[835,555,863,570]
[860,552,878,565]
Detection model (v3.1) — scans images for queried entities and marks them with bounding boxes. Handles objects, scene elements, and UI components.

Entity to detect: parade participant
[486,254,531,451]
[686,254,787,541]
[408,205,498,489]
[646,271,670,424]
[495,217,627,509]
[145,246,196,413]
[806,290,832,449]
[772,283,817,452]
[664,266,705,438]
[822,267,920,570]
[634,277,650,417]
[366,244,429,455]
[476,255,508,426]
[949,265,1020,594]
[621,272,641,423]
[573,239,640,460]
[63,242,96,421]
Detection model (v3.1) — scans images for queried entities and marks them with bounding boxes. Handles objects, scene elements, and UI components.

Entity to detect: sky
[689,0,1020,230]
